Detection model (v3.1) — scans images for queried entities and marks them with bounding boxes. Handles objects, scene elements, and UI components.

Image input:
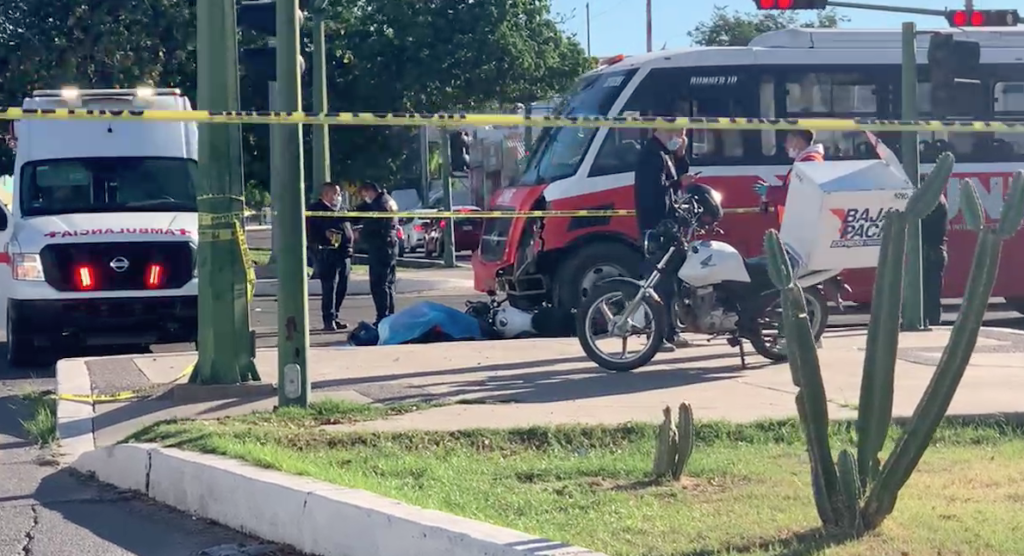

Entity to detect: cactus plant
[860,170,1024,529]
[652,406,677,478]
[765,230,842,527]
[672,402,694,481]
[766,161,1024,533]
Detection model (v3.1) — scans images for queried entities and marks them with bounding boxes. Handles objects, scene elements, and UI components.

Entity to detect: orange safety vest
[774,146,825,224]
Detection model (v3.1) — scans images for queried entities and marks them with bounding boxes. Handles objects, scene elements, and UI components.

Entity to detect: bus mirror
[0,207,8,232]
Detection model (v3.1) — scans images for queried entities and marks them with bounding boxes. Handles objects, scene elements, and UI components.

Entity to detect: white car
[0,87,199,368]
[400,209,438,254]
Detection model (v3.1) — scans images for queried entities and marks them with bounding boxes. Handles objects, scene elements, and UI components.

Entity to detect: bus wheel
[1005,297,1024,317]
[554,242,642,312]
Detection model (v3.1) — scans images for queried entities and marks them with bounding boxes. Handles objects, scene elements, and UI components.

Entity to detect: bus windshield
[20,157,198,217]
[519,68,638,186]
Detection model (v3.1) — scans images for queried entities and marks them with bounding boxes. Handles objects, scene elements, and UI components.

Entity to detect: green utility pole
[310,2,331,188]
[193,0,259,385]
[276,0,311,407]
[440,135,456,268]
[900,21,925,331]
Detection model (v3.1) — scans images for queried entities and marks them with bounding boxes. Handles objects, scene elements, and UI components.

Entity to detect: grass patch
[128,412,1024,556]
[20,391,58,446]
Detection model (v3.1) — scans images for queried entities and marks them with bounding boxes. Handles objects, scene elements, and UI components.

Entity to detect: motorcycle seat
[743,256,774,288]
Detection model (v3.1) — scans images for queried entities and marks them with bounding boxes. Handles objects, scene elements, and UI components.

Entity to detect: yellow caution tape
[234,219,256,303]
[4,107,1024,132]
[200,206,767,224]
[56,362,195,403]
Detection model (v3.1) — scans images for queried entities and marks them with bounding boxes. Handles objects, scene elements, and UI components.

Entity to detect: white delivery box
[779,155,915,272]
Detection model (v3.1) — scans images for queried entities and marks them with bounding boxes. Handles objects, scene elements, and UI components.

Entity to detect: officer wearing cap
[354,182,400,325]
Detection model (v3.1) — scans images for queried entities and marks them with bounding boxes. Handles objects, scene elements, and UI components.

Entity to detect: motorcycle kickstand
[725,334,747,370]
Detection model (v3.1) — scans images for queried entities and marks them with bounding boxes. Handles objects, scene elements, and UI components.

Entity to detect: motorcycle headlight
[13,253,45,281]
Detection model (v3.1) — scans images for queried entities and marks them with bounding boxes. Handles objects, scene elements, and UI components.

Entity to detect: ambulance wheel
[555,242,643,312]
[5,311,35,369]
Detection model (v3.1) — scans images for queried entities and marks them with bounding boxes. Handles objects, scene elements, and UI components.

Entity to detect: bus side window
[785,72,879,161]
[914,80,1012,163]
[993,82,1024,162]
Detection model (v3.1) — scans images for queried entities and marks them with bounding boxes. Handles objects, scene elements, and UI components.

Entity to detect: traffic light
[927,33,983,119]
[753,0,828,9]
[449,131,470,174]
[945,9,1020,27]
[237,0,306,85]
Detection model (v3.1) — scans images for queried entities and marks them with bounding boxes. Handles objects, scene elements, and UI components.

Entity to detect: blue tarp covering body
[376,301,484,345]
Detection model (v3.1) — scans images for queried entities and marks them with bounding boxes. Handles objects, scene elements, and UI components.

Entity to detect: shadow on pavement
[313,346,780,406]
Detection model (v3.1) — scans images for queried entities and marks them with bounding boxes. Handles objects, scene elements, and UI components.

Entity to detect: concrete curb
[71,443,605,556]
[55,357,97,464]
[253,277,473,298]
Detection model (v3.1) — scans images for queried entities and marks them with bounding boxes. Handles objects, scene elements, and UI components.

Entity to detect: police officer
[634,126,699,353]
[354,182,399,325]
[921,193,948,328]
[306,182,354,331]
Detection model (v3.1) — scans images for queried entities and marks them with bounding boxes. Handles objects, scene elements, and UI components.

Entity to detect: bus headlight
[13,254,45,281]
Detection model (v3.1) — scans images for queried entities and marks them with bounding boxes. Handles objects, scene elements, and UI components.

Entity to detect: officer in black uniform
[634,126,699,353]
[306,182,354,331]
[921,193,948,328]
[354,182,399,325]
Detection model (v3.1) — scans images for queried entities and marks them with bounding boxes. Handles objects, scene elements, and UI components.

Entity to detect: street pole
[276,0,310,407]
[311,14,331,189]
[900,21,925,331]
[440,136,456,268]
[268,80,280,267]
[193,0,258,385]
[419,126,429,203]
[586,3,591,57]
[645,0,652,53]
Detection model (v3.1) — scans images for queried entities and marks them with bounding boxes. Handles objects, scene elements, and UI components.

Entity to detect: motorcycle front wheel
[747,287,829,362]
[576,281,668,373]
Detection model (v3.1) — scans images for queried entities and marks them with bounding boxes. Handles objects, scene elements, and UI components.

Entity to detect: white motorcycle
[577,183,838,373]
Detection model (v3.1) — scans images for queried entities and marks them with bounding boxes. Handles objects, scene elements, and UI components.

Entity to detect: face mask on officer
[321,185,341,209]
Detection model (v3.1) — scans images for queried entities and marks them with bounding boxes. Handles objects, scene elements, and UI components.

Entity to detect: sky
[551,0,1005,56]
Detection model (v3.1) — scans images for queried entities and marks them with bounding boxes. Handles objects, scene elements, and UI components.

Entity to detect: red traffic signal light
[754,0,827,9]
[946,9,1020,27]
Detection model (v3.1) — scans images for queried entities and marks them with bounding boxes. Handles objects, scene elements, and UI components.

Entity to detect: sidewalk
[253,267,474,297]
[57,326,1024,449]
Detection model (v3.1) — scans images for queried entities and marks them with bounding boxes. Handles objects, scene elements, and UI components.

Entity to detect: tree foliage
[688,5,847,47]
[0,0,587,190]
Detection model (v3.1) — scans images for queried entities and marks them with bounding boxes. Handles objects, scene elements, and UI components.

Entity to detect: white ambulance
[0,88,199,368]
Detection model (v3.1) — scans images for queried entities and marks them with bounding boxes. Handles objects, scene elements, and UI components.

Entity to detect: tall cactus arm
[856,211,907,490]
[905,152,955,220]
[862,228,1003,530]
[906,152,955,220]
[997,170,1024,239]
[959,178,985,232]
[765,230,842,526]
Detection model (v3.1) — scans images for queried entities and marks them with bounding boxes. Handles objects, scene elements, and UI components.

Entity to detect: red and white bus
[472,26,1024,314]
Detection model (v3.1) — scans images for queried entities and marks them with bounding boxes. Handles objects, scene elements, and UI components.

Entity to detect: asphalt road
[1,289,1022,554]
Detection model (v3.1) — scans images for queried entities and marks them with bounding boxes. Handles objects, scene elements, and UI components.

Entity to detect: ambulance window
[785,72,880,161]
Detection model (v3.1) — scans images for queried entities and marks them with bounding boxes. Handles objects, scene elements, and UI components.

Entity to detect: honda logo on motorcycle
[828,207,894,248]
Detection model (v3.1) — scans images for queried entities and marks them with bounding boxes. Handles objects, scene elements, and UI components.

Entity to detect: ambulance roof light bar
[32,87,182,99]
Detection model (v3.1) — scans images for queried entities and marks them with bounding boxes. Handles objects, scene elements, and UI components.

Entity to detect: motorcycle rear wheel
[577,282,668,373]
[748,287,829,362]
